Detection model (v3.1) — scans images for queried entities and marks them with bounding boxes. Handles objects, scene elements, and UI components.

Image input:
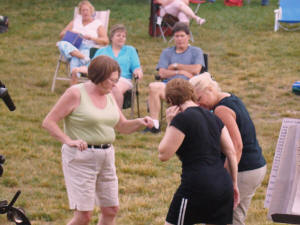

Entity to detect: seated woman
[190,73,267,225]
[72,24,143,108]
[57,0,109,85]
[155,0,206,25]
[158,78,239,225]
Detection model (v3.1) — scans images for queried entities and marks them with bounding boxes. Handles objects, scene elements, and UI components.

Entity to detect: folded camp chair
[51,8,110,92]
[274,0,300,32]
[149,0,205,42]
[154,52,208,122]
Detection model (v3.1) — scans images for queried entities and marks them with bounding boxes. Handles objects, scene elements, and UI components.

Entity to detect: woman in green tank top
[43,55,153,225]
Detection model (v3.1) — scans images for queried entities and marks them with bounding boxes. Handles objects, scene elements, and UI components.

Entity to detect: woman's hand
[140,116,154,128]
[165,105,180,125]
[66,139,88,151]
[133,68,143,79]
[233,183,240,209]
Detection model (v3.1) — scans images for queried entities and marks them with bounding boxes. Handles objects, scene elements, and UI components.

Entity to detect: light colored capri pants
[233,165,267,225]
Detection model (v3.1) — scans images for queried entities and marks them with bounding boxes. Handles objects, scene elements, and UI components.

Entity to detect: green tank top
[64,83,120,144]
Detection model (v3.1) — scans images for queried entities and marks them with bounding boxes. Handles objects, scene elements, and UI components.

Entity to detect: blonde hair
[189,72,221,92]
[78,0,95,15]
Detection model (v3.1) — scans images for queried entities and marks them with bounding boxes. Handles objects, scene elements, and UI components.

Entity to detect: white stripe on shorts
[177,198,188,225]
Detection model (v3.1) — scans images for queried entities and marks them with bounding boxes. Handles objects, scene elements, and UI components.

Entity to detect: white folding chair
[51,8,110,92]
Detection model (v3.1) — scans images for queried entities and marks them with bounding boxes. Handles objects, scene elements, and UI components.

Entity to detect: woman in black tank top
[190,73,266,225]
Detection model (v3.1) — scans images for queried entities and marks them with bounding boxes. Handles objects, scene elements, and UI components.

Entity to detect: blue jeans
[261,0,269,5]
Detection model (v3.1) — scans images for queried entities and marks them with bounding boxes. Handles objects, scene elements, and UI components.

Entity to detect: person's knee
[75,211,92,225]
[101,206,119,218]
[175,0,184,8]
[149,82,164,94]
[116,81,131,94]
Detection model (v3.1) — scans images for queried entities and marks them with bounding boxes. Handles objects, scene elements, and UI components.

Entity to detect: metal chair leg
[51,55,62,92]
[135,80,140,118]
[130,81,136,119]
[160,101,164,124]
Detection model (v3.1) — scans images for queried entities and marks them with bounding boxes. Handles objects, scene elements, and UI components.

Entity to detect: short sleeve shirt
[93,45,140,79]
[157,46,204,71]
[170,107,224,170]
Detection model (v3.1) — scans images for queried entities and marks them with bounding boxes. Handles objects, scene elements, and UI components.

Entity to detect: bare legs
[161,0,206,25]
[67,206,118,225]
[148,82,166,120]
[111,79,132,109]
[67,211,92,225]
[176,1,206,24]
[70,50,86,60]
[70,66,88,86]
[97,206,119,225]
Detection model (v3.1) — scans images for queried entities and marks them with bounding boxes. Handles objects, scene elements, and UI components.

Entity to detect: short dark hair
[88,55,120,84]
[172,22,190,35]
[165,78,196,106]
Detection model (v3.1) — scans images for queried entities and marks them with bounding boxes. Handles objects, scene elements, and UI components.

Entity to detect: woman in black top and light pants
[190,73,267,225]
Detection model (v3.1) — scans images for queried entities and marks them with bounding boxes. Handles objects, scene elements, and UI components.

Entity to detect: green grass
[0,0,300,224]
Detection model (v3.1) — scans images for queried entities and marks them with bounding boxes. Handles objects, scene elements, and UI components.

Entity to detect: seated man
[144,22,205,133]
[71,24,143,108]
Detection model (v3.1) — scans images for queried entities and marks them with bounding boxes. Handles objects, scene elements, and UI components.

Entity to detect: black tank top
[214,94,266,171]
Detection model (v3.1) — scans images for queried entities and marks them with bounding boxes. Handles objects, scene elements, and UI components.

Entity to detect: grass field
[0,0,300,224]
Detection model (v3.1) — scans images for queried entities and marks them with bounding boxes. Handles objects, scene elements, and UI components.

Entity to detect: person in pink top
[156,0,206,25]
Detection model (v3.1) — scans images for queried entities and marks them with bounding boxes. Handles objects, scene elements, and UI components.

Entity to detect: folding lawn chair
[51,8,110,92]
[274,0,300,32]
[149,0,205,42]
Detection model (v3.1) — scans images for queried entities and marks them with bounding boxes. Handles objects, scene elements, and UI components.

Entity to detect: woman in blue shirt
[71,24,143,108]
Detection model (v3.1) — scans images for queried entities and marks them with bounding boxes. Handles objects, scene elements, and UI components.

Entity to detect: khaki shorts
[61,144,119,211]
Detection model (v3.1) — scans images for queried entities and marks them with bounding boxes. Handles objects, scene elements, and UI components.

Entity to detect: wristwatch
[174,63,178,69]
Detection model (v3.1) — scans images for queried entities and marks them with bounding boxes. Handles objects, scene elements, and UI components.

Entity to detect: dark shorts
[166,172,234,225]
